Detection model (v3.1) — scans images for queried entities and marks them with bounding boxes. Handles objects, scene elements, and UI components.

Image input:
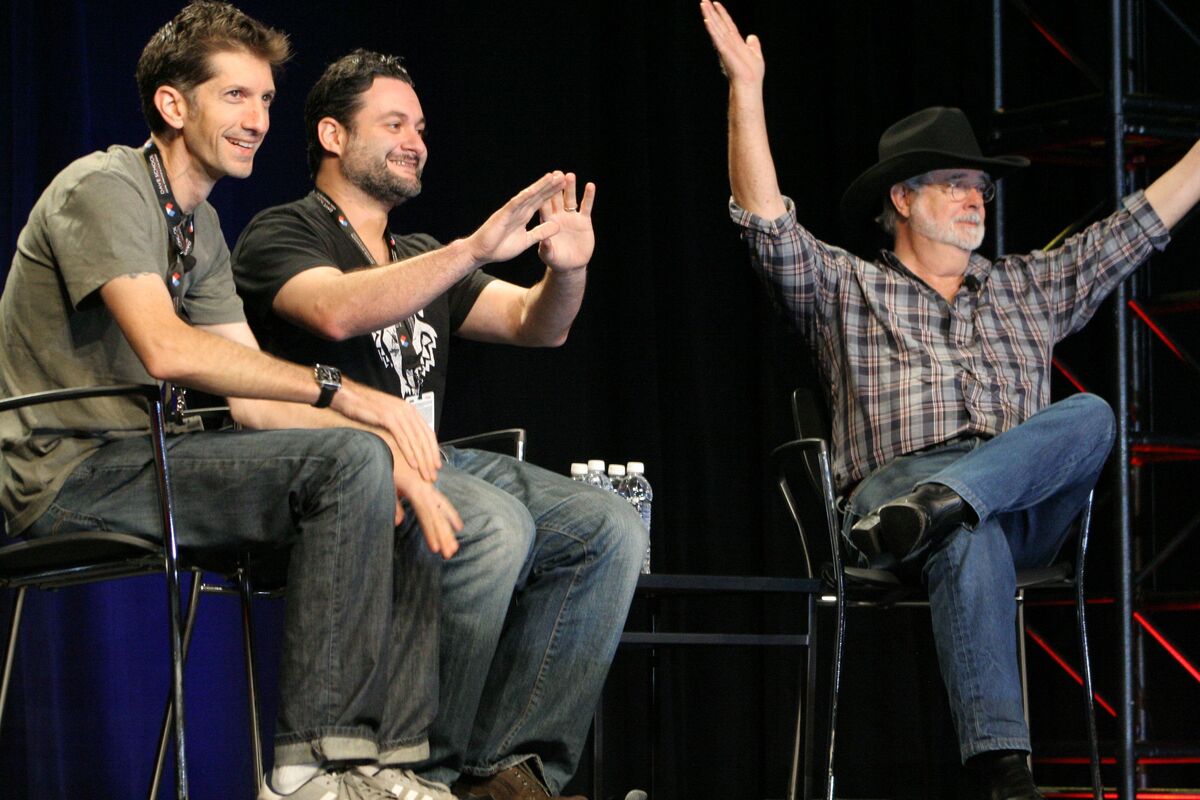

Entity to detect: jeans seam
[943,555,986,747]
[494,539,585,756]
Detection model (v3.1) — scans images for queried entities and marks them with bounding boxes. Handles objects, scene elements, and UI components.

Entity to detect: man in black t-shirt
[233,50,646,800]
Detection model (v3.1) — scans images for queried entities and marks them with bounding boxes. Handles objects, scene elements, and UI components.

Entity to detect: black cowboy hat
[840,106,1029,225]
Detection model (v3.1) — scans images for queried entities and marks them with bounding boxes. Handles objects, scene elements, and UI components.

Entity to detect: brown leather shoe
[452,761,586,800]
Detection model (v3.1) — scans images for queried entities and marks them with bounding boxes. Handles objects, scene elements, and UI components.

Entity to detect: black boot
[850,483,970,559]
[968,750,1044,800]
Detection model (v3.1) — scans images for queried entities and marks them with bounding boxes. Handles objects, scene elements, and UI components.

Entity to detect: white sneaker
[363,766,457,800]
[259,769,397,800]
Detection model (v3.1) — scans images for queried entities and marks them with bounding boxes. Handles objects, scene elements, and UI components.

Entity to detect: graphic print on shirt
[372,310,438,397]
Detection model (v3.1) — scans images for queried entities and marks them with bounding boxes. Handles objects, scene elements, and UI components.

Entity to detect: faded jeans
[26,427,440,767]
[417,446,647,793]
[843,393,1115,762]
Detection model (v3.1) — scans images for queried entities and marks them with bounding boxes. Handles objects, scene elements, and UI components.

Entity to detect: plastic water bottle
[569,463,588,482]
[607,463,627,495]
[583,459,613,491]
[625,462,653,574]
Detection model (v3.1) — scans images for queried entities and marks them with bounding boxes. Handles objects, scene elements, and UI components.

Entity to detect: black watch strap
[313,364,341,408]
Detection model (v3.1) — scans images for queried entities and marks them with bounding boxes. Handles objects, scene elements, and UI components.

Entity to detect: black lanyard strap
[310,189,425,396]
[141,140,196,421]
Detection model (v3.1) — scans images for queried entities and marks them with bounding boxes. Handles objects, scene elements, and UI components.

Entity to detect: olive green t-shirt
[0,144,245,535]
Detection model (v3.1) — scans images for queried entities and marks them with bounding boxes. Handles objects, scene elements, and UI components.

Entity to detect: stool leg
[1075,497,1102,800]
[0,587,27,737]
[239,567,264,792]
[149,571,203,800]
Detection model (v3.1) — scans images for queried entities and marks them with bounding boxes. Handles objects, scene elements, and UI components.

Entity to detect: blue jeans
[417,446,647,793]
[843,394,1115,762]
[25,427,440,767]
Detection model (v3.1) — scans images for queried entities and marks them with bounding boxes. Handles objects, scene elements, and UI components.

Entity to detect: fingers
[526,219,561,245]
[388,402,441,481]
[392,460,461,559]
[562,172,579,212]
[512,171,567,219]
[578,181,597,216]
[407,486,462,559]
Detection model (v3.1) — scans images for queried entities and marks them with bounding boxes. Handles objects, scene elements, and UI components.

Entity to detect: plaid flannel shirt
[732,191,1170,492]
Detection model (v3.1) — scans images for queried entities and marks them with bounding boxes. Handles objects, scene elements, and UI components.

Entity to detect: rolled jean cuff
[461,753,541,780]
[275,730,379,767]
[379,736,430,766]
[961,735,1031,764]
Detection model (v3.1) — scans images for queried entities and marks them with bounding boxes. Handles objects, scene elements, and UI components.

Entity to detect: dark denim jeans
[26,427,440,767]
[418,446,647,793]
[843,393,1115,762]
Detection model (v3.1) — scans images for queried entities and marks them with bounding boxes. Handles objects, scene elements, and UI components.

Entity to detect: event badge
[409,392,435,431]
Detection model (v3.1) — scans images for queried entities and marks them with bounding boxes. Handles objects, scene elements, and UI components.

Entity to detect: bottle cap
[587,459,606,471]
[626,461,645,474]
[570,463,587,476]
[607,464,626,477]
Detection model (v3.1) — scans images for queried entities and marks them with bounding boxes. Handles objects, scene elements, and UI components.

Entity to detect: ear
[889,183,911,219]
[317,117,348,158]
[153,85,189,133]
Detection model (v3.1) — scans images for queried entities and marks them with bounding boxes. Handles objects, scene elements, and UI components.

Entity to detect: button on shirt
[731,191,1169,491]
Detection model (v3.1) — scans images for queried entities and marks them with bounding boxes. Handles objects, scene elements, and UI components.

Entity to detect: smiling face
[179,49,276,182]
[339,76,427,207]
[905,168,988,252]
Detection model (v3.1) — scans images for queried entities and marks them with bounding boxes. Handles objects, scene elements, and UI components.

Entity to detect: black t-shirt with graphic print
[231,192,495,433]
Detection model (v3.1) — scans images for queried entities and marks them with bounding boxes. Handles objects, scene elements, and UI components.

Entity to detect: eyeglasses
[919,175,996,203]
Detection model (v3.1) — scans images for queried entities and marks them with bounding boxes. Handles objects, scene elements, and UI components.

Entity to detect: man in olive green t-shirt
[0,4,463,798]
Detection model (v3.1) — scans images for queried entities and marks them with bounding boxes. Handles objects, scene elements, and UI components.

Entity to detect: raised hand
[700,1,766,87]
[462,172,568,266]
[538,172,596,272]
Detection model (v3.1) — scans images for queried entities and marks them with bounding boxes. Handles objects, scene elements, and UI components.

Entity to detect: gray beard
[910,209,985,252]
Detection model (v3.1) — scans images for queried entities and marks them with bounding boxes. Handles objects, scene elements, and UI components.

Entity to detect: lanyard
[142,141,196,305]
[310,189,425,397]
[142,140,196,421]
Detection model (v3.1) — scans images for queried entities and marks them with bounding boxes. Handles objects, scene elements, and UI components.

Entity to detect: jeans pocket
[35,503,107,537]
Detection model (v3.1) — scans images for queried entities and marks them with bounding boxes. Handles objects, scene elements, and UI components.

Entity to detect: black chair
[143,423,531,798]
[0,384,192,800]
[593,573,820,800]
[770,388,1103,800]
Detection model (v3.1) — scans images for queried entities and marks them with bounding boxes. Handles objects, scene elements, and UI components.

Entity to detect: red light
[1025,626,1118,717]
[1134,612,1200,684]
[1129,299,1188,362]
[1053,358,1089,393]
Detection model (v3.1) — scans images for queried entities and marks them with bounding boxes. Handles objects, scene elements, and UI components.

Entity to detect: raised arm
[457,173,595,346]
[700,0,786,219]
[271,172,569,341]
[1144,139,1200,231]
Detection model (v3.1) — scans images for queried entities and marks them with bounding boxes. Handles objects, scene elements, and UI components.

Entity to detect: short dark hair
[136,1,291,136]
[305,49,416,178]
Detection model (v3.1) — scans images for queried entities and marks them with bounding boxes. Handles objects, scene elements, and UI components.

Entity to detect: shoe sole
[877,503,927,559]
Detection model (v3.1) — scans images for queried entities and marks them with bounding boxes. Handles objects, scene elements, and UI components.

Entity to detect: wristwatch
[312,364,342,408]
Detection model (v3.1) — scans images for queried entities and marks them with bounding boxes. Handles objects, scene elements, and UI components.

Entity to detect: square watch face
[315,365,341,386]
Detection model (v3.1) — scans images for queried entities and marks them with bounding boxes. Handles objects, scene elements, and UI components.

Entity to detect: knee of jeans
[590,489,649,571]
[326,429,396,497]
[1069,393,1116,446]
[470,493,537,566]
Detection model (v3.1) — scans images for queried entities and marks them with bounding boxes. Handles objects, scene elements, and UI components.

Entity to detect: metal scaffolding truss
[990,1,1200,799]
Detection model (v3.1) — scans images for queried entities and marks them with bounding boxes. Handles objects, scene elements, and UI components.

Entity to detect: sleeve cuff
[1122,190,1172,252]
[728,195,798,236]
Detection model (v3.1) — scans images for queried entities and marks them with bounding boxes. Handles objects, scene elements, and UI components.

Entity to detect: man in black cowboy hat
[702,2,1200,798]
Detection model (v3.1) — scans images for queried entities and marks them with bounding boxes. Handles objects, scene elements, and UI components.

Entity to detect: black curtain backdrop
[5,2,1200,798]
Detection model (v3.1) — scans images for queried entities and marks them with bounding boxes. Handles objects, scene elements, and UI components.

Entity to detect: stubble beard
[343,147,422,208]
